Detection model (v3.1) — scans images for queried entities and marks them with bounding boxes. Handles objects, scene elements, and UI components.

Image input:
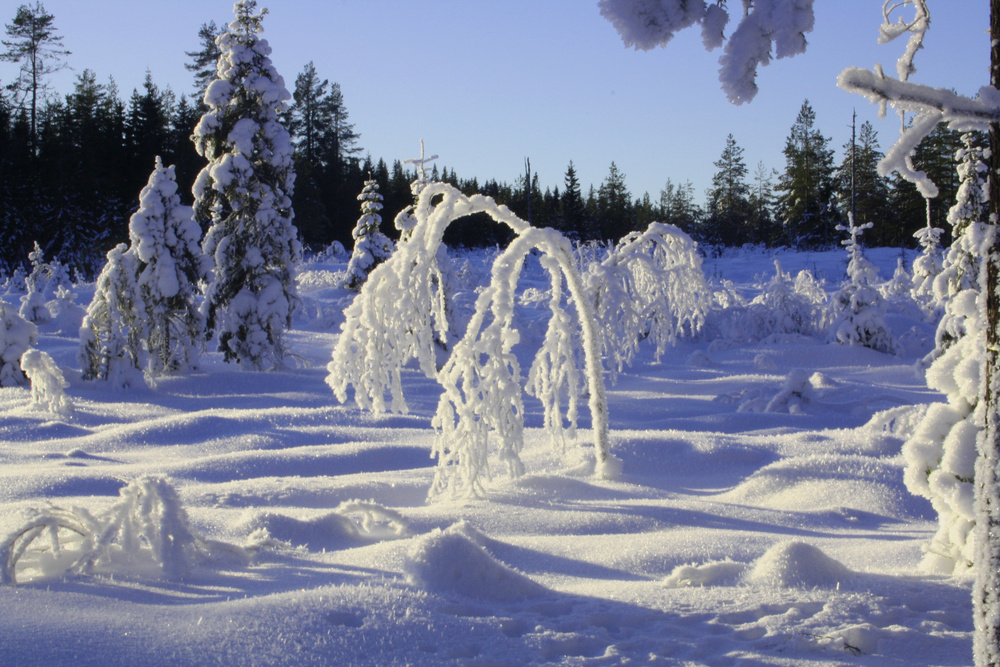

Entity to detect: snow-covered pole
[973,2,1000,663]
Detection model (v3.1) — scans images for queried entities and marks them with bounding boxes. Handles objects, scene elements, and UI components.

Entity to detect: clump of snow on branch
[0,477,247,585]
[0,302,36,387]
[20,349,72,416]
[586,222,712,380]
[344,179,393,292]
[193,0,300,370]
[328,181,614,500]
[599,0,815,104]
[827,216,898,355]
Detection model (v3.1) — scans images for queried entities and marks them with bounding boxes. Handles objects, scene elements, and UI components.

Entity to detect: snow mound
[404,521,546,601]
[241,501,408,551]
[745,541,852,589]
[662,559,746,588]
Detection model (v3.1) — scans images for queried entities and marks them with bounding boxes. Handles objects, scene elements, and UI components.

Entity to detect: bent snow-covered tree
[0,302,37,387]
[327,182,614,499]
[193,0,300,370]
[586,222,712,380]
[344,179,393,291]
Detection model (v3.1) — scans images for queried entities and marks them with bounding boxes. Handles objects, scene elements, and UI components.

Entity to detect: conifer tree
[193,0,300,370]
[344,178,392,291]
[776,100,836,247]
[836,120,892,243]
[559,161,586,237]
[704,134,751,245]
[597,161,632,241]
[184,21,223,104]
[129,156,209,375]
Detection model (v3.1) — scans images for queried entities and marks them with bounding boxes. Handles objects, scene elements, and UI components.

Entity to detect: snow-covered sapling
[130,156,210,375]
[733,260,828,343]
[0,302,37,387]
[79,244,147,389]
[193,0,301,370]
[586,222,712,380]
[344,179,393,291]
[827,215,898,354]
[20,349,72,416]
[911,218,944,313]
[18,242,62,324]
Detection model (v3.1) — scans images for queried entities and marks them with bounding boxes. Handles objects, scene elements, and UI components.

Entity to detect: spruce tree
[704,134,751,245]
[344,179,392,291]
[658,178,700,236]
[836,120,892,244]
[560,161,586,237]
[184,21,223,104]
[596,161,632,241]
[193,0,300,370]
[776,100,836,247]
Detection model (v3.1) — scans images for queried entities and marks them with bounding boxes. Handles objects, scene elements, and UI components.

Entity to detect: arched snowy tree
[344,179,393,292]
[130,156,210,375]
[586,222,712,380]
[193,0,300,370]
[328,182,614,499]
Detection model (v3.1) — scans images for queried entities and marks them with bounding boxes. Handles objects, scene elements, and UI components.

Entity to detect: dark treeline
[0,6,981,277]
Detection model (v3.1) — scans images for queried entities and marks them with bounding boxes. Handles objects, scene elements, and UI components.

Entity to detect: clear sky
[14,1,991,203]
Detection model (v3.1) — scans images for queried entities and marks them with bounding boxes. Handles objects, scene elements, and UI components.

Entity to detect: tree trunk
[973,2,1000,664]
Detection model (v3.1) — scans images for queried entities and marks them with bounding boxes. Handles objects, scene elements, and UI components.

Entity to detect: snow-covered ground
[0,245,973,666]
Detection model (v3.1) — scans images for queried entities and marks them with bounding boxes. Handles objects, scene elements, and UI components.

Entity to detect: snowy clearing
[0,246,972,666]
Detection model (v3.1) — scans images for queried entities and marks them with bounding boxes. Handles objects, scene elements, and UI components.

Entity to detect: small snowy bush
[344,179,394,291]
[586,222,712,379]
[18,242,69,324]
[911,221,944,313]
[0,302,37,387]
[20,349,72,416]
[738,261,828,342]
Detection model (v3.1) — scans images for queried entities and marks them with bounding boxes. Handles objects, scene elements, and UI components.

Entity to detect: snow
[0,243,977,665]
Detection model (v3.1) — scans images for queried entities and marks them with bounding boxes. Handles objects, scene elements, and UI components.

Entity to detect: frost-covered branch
[599,0,815,104]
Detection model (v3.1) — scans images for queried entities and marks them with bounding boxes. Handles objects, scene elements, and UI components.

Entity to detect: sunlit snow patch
[745,541,853,589]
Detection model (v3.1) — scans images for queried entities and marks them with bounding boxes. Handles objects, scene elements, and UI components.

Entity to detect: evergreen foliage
[704,134,751,245]
[193,0,300,370]
[344,179,393,291]
[776,100,836,247]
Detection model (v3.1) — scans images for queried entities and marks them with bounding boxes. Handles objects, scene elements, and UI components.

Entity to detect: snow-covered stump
[20,349,72,416]
[327,182,614,500]
[585,222,712,381]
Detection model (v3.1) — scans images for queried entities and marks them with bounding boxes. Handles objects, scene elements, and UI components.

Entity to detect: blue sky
[19,1,991,202]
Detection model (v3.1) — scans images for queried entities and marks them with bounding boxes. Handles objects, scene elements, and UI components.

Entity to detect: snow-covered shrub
[828,216,898,354]
[737,261,828,342]
[764,369,814,414]
[0,477,246,584]
[18,241,68,324]
[328,182,613,499]
[79,244,147,389]
[130,157,210,375]
[911,220,945,313]
[20,349,72,416]
[47,285,86,337]
[0,302,37,386]
[194,0,300,370]
[344,179,393,291]
[586,222,712,379]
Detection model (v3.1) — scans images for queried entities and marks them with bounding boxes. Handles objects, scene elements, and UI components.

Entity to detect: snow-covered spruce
[193,0,300,370]
[18,241,69,324]
[0,302,37,387]
[328,182,614,499]
[20,349,72,416]
[130,156,210,375]
[911,219,944,314]
[827,215,898,355]
[730,260,828,344]
[344,179,393,292]
[79,244,147,389]
[586,222,712,380]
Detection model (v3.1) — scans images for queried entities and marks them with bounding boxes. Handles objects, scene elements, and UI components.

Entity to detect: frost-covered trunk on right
[974,2,1000,662]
